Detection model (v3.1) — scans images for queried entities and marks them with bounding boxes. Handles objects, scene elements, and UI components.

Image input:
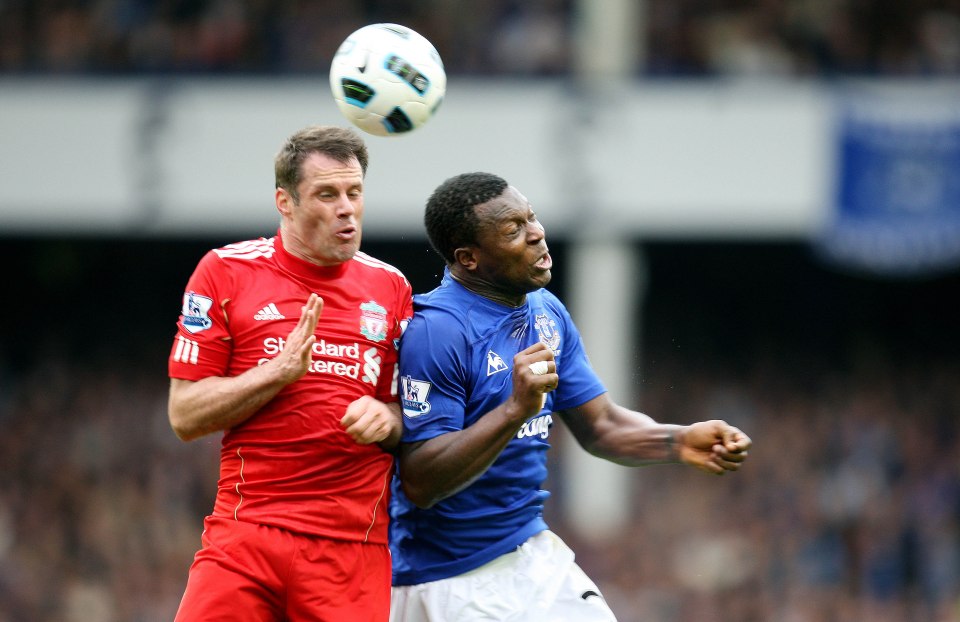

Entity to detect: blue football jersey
[390,269,606,585]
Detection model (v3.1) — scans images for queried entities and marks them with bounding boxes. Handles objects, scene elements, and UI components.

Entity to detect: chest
[467,311,565,401]
[226,269,398,362]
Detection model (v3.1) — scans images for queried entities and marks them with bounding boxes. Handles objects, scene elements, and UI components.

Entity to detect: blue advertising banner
[817,88,960,277]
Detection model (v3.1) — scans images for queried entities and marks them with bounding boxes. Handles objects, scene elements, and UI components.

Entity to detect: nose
[335,195,358,218]
[527,220,545,243]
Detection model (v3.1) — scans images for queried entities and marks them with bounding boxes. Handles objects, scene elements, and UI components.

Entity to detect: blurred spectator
[1,0,958,76]
[488,0,572,75]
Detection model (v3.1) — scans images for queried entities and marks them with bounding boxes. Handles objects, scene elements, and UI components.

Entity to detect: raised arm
[397,342,557,508]
[557,393,751,474]
[167,293,323,441]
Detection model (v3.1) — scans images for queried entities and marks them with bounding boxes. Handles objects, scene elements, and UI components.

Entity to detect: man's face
[277,152,364,266]
[470,185,553,295]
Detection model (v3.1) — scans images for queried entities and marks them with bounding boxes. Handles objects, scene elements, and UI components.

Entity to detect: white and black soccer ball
[329,23,446,137]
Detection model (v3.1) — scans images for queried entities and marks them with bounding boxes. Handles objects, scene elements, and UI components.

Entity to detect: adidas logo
[253,303,285,321]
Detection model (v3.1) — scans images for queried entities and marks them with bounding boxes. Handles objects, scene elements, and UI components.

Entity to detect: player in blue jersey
[389,172,752,622]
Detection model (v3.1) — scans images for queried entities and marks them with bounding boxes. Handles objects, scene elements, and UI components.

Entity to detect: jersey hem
[391,519,548,586]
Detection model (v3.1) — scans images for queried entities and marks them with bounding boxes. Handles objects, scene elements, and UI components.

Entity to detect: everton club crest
[359,300,388,342]
[534,313,561,355]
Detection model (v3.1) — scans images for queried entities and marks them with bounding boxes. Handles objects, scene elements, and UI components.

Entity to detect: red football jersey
[169,233,413,543]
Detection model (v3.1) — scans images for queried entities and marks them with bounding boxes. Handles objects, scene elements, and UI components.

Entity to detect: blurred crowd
[0,0,959,76]
[1,340,957,621]
[0,351,215,622]
[560,355,960,622]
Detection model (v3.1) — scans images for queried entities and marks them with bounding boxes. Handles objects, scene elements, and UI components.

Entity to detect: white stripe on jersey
[353,251,409,282]
[214,237,276,260]
[173,335,199,364]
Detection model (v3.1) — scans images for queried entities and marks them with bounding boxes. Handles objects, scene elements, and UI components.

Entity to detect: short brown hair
[274,125,369,202]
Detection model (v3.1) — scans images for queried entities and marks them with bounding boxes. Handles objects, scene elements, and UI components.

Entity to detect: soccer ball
[329,24,446,137]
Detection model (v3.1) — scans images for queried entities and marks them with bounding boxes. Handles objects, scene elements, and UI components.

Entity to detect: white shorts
[390,530,617,622]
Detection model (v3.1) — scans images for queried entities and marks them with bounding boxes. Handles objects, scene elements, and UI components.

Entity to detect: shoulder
[188,238,277,293]
[211,237,277,263]
[350,251,411,286]
[351,251,409,280]
[531,288,571,316]
[412,283,471,321]
[404,287,470,341]
[192,237,275,276]
[408,293,465,332]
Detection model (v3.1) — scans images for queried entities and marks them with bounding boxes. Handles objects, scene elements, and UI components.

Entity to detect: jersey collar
[274,230,349,283]
[442,267,530,313]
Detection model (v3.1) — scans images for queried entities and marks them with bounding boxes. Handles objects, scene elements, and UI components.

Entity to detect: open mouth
[336,225,357,240]
[534,253,553,270]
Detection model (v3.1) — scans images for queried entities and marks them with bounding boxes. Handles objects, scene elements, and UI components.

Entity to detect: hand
[341,395,402,447]
[268,293,323,384]
[677,420,751,475]
[510,342,556,418]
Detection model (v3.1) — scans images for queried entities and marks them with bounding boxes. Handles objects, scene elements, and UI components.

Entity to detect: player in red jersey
[168,125,413,621]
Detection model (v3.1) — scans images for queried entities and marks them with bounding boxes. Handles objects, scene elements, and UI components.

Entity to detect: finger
[299,334,316,362]
[722,427,750,449]
[714,441,748,461]
[345,417,387,444]
[526,362,556,403]
[729,436,752,453]
[718,451,748,465]
[528,361,549,376]
[345,423,373,444]
[710,450,745,471]
[715,440,748,457]
[304,295,323,331]
[341,396,372,427]
[343,416,373,442]
[521,342,550,355]
[715,460,742,473]
[299,294,322,318]
[293,304,311,333]
[360,423,388,444]
[291,299,317,341]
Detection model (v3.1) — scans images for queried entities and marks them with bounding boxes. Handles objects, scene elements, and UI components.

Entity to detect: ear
[453,246,478,272]
[275,187,294,217]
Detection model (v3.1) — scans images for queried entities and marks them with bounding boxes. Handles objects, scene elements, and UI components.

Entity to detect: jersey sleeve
[397,309,469,443]
[548,296,607,410]
[375,273,414,404]
[168,250,234,381]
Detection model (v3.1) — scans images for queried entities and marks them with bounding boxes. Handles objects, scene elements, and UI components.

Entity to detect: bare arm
[558,393,752,474]
[167,294,323,441]
[397,342,557,508]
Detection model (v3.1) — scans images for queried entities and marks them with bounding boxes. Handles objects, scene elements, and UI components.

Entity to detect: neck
[449,270,526,308]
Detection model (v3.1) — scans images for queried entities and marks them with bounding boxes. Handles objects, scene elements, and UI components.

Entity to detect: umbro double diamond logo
[254,303,285,321]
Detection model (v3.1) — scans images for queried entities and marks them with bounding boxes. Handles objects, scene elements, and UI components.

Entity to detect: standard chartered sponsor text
[259,337,382,385]
[263,337,360,358]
